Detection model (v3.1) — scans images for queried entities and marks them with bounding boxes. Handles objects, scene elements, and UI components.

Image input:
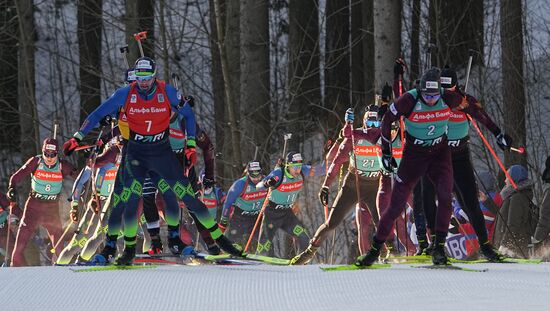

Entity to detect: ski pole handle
[511,146,525,154]
[133,31,147,57]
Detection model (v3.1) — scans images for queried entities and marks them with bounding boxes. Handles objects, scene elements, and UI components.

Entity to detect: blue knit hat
[507,165,528,183]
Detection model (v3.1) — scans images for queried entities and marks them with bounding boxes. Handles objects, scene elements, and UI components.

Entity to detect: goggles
[43,152,57,158]
[366,120,381,128]
[287,163,303,169]
[135,74,154,82]
[249,171,262,178]
[422,93,440,101]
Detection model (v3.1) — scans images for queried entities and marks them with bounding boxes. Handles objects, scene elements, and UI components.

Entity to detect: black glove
[184,95,195,107]
[381,146,397,173]
[6,187,16,202]
[202,178,215,190]
[393,58,406,77]
[99,115,113,127]
[319,186,329,206]
[381,83,393,102]
[264,176,279,188]
[62,137,81,156]
[495,133,513,151]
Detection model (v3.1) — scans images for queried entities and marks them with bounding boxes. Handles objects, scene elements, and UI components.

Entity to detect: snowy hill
[2,263,550,311]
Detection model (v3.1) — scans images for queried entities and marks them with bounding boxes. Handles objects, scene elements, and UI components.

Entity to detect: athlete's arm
[8,157,40,188]
[196,123,216,181]
[166,84,197,146]
[75,87,131,139]
[221,179,246,223]
[380,93,416,151]
[70,167,92,201]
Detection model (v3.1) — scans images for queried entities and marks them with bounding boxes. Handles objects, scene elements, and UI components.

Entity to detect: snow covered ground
[1,263,550,311]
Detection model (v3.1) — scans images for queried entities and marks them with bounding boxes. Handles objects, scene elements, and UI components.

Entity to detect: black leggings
[422,145,489,244]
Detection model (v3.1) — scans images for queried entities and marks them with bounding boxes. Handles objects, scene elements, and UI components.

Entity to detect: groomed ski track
[1,263,550,311]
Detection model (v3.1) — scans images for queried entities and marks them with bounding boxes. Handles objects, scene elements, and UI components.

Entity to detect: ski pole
[53,122,59,140]
[3,202,16,267]
[244,133,292,253]
[119,46,130,68]
[472,169,529,259]
[462,50,521,189]
[50,128,104,254]
[348,120,378,238]
[133,31,147,57]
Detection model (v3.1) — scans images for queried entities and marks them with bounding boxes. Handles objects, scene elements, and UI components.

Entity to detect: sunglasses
[43,152,57,158]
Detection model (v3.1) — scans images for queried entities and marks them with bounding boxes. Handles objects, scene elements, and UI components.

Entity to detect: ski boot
[290,245,318,265]
[355,239,383,266]
[116,246,136,266]
[90,240,117,265]
[415,240,429,256]
[431,245,449,265]
[480,242,505,262]
[206,244,221,255]
[215,235,243,257]
[168,233,194,256]
[147,235,164,255]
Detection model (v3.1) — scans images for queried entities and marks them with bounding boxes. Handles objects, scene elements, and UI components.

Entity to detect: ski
[244,254,290,265]
[451,258,542,264]
[71,264,159,273]
[414,264,488,272]
[320,263,391,272]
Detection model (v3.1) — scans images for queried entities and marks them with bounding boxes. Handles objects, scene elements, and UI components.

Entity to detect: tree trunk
[429,0,484,69]
[325,0,350,137]
[240,0,270,164]
[288,0,321,149]
[410,0,421,85]
[77,0,103,124]
[362,0,375,105]
[159,0,170,82]
[351,0,364,108]
[214,0,242,178]
[500,0,526,166]
[373,0,401,91]
[15,0,38,159]
[125,0,155,64]
[0,0,20,153]
[208,0,227,186]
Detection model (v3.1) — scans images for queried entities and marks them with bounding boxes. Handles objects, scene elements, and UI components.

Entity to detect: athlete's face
[248,172,262,185]
[43,152,58,166]
[287,163,302,177]
[136,75,155,92]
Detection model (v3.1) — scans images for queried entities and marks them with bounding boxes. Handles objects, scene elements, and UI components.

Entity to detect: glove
[381,146,397,173]
[264,176,279,188]
[345,108,354,123]
[184,95,195,107]
[62,137,81,156]
[394,58,406,77]
[99,115,113,127]
[319,186,329,206]
[495,133,513,151]
[185,147,197,168]
[90,197,100,214]
[202,178,215,190]
[6,187,16,202]
[381,83,393,102]
[70,200,79,223]
[219,221,227,233]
